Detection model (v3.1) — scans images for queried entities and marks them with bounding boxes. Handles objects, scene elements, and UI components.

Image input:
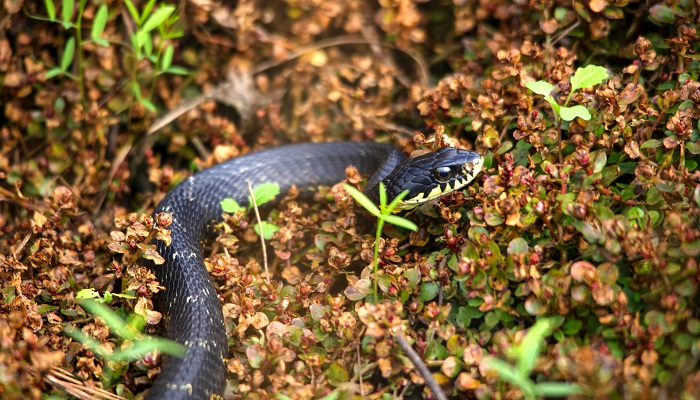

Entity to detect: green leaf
[344,184,380,217]
[562,319,583,335]
[560,105,591,121]
[251,182,280,206]
[142,32,153,57]
[133,30,150,55]
[641,139,663,149]
[45,67,63,79]
[102,291,113,303]
[649,4,675,24]
[325,363,349,387]
[161,44,174,70]
[507,237,528,255]
[123,0,141,25]
[60,37,75,71]
[484,311,500,327]
[386,188,410,212]
[483,357,535,397]
[45,0,56,20]
[419,282,439,301]
[592,151,607,174]
[91,5,109,43]
[140,98,157,113]
[76,288,101,300]
[253,221,279,240]
[63,325,110,359]
[111,337,185,361]
[317,391,341,400]
[627,206,645,220]
[526,81,554,96]
[381,214,418,231]
[686,141,700,155]
[221,198,244,214]
[517,318,553,375]
[142,5,175,33]
[534,382,584,396]
[141,0,157,23]
[61,0,74,24]
[80,300,135,340]
[164,66,189,76]
[570,65,608,91]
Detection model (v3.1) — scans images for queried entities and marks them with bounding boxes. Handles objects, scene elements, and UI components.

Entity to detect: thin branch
[44,366,126,400]
[0,185,32,210]
[247,181,270,284]
[394,332,448,400]
[147,35,430,136]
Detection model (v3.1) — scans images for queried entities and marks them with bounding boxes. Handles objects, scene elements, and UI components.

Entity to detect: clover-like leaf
[526,81,555,96]
[253,221,280,240]
[251,182,280,206]
[560,105,591,121]
[91,5,109,45]
[570,65,608,92]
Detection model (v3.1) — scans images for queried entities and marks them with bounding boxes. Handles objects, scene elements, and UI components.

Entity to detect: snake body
[145,142,482,399]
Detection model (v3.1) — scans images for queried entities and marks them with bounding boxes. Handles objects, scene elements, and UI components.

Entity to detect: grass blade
[91,4,108,42]
[60,37,75,72]
[45,0,56,20]
[516,318,553,375]
[344,184,380,217]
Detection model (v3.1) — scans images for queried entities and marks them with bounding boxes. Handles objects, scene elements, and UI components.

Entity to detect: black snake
[145,142,483,399]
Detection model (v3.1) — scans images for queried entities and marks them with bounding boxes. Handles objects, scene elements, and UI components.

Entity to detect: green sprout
[65,298,185,389]
[343,182,417,303]
[483,318,584,399]
[35,0,187,112]
[526,64,608,162]
[220,182,282,240]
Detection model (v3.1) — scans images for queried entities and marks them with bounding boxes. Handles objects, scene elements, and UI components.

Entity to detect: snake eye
[433,166,453,182]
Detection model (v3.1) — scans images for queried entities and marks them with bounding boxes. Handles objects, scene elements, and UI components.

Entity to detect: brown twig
[44,366,126,400]
[0,185,32,210]
[248,181,270,285]
[595,185,641,206]
[394,332,448,400]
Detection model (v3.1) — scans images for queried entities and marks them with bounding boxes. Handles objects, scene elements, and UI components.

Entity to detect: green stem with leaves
[343,182,417,304]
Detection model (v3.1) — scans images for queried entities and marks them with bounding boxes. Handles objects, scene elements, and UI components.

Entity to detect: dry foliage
[1,0,699,399]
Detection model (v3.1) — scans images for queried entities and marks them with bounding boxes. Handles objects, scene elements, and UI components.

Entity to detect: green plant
[35,0,187,112]
[483,318,584,399]
[122,0,188,112]
[526,64,608,161]
[76,287,135,304]
[65,298,185,388]
[35,0,99,106]
[220,182,282,240]
[343,182,417,303]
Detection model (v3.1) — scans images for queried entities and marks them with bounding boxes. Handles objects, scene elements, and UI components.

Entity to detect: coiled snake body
[145,142,483,399]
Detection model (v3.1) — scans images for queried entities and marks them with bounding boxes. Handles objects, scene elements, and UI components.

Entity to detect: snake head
[383,147,483,211]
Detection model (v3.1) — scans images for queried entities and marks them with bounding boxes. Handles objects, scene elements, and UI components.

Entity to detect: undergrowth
[0,1,699,399]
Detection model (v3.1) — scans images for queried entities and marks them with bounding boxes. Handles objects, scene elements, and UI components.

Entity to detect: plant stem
[75,0,88,109]
[394,332,448,400]
[557,118,563,163]
[373,219,384,303]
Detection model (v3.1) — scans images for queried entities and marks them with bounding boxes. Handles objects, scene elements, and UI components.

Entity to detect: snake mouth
[389,149,484,210]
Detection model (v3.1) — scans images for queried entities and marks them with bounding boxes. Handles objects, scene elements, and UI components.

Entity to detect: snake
[144,142,483,399]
